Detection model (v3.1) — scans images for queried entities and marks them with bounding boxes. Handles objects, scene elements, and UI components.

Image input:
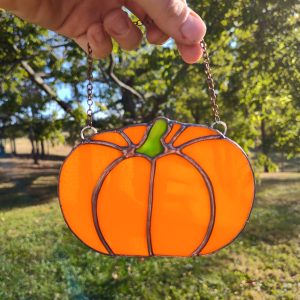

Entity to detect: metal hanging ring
[81,126,97,140]
[211,121,227,136]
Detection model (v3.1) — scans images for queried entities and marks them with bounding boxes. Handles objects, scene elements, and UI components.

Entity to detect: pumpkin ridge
[181,138,255,255]
[168,125,187,146]
[123,124,148,145]
[150,152,215,256]
[172,125,221,148]
[178,151,216,255]
[85,140,126,151]
[91,131,128,146]
[58,143,124,255]
[178,135,223,150]
[118,130,133,146]
[92,156,125,255]
[146,159,156,256]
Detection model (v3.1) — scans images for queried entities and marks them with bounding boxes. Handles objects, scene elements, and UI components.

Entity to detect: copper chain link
[86,43,94,127]
[200,40,221,123]
[84,20,222,128]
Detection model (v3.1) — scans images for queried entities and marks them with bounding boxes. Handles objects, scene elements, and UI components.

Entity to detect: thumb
[135,0,206,45]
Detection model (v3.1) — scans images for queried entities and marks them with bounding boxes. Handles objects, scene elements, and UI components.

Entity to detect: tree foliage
[0,0,299,167]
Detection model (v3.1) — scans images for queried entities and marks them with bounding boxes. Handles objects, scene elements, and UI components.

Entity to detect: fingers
[125,2,170,45]
[74,23,112,59]
[136,0,206,45]
[146,22,170,45]
[130,0,206,63]
[177,43,203,64]
[87,23,113,59]
[75,8,143,59]
[103,9,142,51]
[75,0,206,64]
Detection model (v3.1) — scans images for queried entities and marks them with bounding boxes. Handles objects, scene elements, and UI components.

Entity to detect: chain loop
[211,121,227,136]
[133,20,143,26]
[200,40,221,123]
[133,18,153,27]
[81,125,97,140]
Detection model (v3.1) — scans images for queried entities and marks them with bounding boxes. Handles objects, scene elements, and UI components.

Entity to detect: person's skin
[0,0,206,64]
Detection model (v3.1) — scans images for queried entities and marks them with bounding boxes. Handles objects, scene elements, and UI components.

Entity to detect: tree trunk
[10,138,16,155]
[12,138,17,155]
[280,151,284,172]
[9,139,13,154]
[35,139,40,156]
[29,127,39,164]
[40,139,45,157]
[47,140,50,155]
[30,137,39,164]
[0,139,5,154]
[121,87,136,120]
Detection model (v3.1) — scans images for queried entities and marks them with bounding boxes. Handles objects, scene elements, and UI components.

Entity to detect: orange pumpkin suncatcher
[58,40,255,257]
[58,117,255,257]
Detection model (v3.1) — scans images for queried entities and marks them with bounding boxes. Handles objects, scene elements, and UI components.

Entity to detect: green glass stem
[136,118,168,158]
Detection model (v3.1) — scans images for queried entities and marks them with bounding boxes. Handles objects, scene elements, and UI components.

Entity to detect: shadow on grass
[245,202,300,245]
[244,174,300,245]
[271,153,300,172]
[259,177,300,187]
[5,153,66,162]
[0,155,61,211]
[0,172,58,210]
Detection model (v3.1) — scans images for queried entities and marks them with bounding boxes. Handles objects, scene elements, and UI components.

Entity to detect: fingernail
[110,13,130,36]
[181,13,205,43]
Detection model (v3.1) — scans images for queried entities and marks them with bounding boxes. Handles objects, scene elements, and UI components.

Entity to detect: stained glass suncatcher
[58,117,255,257]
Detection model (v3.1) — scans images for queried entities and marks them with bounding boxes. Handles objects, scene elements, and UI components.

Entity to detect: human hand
[0,0,206,63]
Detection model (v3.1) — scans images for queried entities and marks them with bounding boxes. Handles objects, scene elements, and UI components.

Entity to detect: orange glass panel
[164,123,182,144]
[91,131,128,146]
[182,139,255,255]
[151,154,211,256]
[97,157,151,256]
[123,125,147,144]
[58,144,122,253]
[173,126,219,147]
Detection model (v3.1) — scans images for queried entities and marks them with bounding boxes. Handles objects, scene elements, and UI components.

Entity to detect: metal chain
[200,40,221,123]
[83,19,144,127]
[81,43,97,140]
[86,43,94,127]
[133,20,222,125]
[82,23,226,136]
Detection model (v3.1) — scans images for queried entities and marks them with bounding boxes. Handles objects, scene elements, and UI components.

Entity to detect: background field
[0,140,299,299]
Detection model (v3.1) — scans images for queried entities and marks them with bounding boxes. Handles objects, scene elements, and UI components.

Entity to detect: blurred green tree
[0,0,299,168]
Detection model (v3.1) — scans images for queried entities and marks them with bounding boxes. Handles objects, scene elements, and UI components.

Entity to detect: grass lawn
[0,156,299,299]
